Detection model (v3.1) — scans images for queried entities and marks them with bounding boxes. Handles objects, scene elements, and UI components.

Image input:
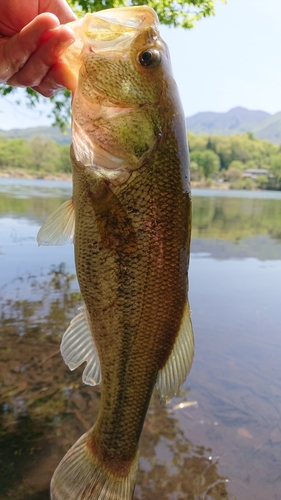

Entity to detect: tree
[59,144,72,172]
[223,166,242,182]
[29,136,61,173]
[256,174,269,190]
[227,160,246,171]
[268,154,281,189]
[0,0,222,129]
[188,132,281,190]
[190,149,220,179]
[188,132,209,152]
[200,133,277,171]
[0,137,32,170]
[73,0,217,29]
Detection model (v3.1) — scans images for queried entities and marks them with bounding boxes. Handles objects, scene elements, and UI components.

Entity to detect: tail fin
[50,430,138,500]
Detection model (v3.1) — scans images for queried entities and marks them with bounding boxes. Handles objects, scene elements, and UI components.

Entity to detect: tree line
[189,132,281,190]
[0,136,71,175]
[1,132,281,190]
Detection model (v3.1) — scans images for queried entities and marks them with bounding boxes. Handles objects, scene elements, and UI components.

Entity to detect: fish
[37,6,193,500]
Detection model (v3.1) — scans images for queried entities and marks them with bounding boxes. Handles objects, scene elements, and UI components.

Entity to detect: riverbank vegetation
[189,132,281,190]
[1,132,281,190]
[0,136,71,179]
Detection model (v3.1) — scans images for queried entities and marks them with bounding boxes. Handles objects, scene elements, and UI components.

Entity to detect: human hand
[0,0,77,96]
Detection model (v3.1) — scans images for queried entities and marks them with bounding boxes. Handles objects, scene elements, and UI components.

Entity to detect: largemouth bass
[37,6,193,499]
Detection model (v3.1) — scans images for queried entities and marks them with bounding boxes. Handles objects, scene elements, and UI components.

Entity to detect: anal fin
[156,300,194,403]
[61,307,101,386]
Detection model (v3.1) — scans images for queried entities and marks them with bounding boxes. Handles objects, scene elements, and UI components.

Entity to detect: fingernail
[55,38,75,56]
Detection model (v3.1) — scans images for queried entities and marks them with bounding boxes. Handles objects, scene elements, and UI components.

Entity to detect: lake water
[0,178,281,500]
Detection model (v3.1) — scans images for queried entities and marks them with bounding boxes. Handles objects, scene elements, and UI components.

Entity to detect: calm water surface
[0,179,281,500]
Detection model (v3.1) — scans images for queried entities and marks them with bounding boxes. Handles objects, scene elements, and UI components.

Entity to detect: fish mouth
[62,7,160,76]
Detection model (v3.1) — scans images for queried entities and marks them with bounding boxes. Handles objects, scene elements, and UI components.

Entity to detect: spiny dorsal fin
[61,307,101,386]
[156,301,194,403]
[37,198,75,246]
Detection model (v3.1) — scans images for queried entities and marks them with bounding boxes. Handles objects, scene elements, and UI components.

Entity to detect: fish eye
[138,49,161,68]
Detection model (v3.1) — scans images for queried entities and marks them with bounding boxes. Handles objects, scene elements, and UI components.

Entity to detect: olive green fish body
[72,121,190,464]
[37,6,193,499]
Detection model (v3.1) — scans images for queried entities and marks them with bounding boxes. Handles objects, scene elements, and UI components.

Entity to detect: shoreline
[190,180,231,190]
[0,171,279,192]
[0,171,231,189]
[0,171,72,182]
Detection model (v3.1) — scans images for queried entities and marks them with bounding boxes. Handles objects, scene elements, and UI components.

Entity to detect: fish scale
[71,144,186,458]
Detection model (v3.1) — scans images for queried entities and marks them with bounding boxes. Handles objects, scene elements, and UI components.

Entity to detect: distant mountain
[186,107,281,144]
[0,126,71,144]
[1,107,281,145]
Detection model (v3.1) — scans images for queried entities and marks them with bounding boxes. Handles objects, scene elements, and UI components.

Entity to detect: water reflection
[1,180,281,260]
[1,179,281,499]
[136,398,231,500]
[0,267,231,500]
[192,195,281,243]
[188,254,281,500]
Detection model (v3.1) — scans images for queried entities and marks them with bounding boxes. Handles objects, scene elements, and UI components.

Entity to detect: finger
[40,0,77,24]
[7,24,76,88]
[32,62,78,97]
[0,13,61,83]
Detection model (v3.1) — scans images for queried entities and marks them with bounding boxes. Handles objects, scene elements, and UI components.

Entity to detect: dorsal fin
[37,198,75,246]
[61,307,101,386]
[156,301,194,403]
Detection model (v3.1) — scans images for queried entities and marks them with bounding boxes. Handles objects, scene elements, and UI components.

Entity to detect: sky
[0,0,281,129]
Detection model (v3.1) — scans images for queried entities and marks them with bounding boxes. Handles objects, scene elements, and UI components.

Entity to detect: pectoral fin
[37,197,75,246]
[61,307,101,386]
[156,301,194,403]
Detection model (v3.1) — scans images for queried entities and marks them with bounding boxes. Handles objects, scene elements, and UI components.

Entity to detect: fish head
[63,7,180,185]
[77,10,173,107]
